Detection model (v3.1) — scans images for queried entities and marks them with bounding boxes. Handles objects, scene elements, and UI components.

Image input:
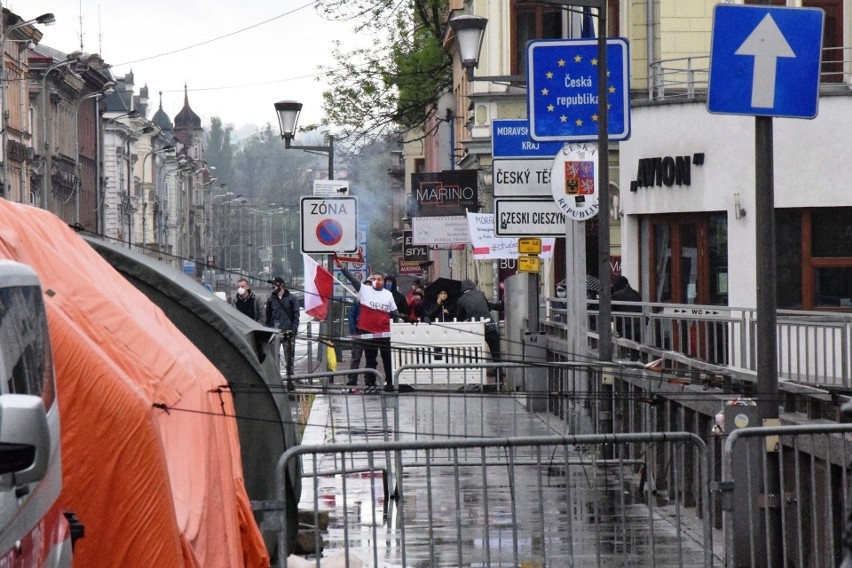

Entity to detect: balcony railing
[646,47,852,102]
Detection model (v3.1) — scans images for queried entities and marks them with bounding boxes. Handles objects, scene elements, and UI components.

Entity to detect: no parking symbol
[301,196,358,254]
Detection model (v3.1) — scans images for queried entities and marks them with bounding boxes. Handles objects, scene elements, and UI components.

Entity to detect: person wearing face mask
[383,275,409,321]
[265,277,301,379]
[337,261,402,391]
[234,277,262,322]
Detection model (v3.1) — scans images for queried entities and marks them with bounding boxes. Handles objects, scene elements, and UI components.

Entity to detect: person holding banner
[337,260,403,391]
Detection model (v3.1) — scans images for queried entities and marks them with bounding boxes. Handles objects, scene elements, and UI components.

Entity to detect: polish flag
[303,254,333,320]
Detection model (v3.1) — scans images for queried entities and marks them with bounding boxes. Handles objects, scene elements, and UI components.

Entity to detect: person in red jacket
[339,263,402,391]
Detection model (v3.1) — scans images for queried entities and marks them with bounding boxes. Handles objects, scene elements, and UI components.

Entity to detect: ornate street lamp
[273,100,334,180]
[447,15,487,81]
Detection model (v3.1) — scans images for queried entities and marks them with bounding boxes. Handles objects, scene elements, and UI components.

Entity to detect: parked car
[0,260,74,566]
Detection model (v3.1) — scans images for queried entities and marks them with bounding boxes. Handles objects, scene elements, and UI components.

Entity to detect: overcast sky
[13,0,361,134]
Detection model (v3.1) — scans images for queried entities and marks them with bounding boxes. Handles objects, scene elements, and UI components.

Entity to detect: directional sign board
[300,196,358,254]
[493,159,554,197]
[492,119,565,159]
[495,198,567,237]
[527,38,630,142]
[708,5,824,118]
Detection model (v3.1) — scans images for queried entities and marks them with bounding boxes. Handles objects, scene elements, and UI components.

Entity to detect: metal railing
[647,47,852,102]
[545,298,852,388]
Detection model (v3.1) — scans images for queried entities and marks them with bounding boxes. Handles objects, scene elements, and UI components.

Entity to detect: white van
[0,260,73,566]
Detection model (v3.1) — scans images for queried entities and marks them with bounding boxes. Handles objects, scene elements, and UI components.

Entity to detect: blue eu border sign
[526,38,630,142]
[708,5,824,119]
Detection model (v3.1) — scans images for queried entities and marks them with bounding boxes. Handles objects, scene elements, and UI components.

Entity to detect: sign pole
[594,3,615,460]
[596,2,612,364]
[323,165,335,371]
[755,115,781,564]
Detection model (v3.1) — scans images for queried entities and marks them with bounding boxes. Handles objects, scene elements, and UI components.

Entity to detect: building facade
[437,0,850,312]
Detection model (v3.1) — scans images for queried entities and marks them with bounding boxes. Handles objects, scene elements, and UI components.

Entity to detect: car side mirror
[0,394,51,488]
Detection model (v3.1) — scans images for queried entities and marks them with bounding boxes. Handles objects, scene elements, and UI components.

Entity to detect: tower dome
[152,91,173,131]
[174,84,201,129]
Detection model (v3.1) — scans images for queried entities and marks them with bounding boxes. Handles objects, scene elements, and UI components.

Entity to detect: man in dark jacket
[455,279,503,382]
[266,276,300,378]
[612,275,642,341]
[383,275,409,321]
[234,277,262,322]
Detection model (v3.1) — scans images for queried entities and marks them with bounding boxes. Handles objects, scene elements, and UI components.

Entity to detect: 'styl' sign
[402,230,428,261]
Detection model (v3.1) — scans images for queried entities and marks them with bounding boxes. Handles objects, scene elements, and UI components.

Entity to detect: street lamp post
[73,82,115,225]
[450,0,614,456]
[0,11,55,201]
[274,100,338,362]
[140,144,175,250]
[122,126,155,249]
[39,50,85,210]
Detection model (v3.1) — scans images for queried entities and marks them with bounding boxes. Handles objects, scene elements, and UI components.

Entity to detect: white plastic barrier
[390,319,488,385]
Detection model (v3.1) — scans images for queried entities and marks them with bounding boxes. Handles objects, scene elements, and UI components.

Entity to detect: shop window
[649,213,726,306]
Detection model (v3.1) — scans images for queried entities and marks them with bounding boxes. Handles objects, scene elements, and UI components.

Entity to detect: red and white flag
[303,254,333,320]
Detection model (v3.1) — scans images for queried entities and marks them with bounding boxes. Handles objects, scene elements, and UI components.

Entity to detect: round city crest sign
[550,143,600,221]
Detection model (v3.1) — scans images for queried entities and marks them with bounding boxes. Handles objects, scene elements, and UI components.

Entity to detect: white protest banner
[466,212,555,260]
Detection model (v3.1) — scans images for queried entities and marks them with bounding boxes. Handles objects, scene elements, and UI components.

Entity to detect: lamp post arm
[283,134,334,180]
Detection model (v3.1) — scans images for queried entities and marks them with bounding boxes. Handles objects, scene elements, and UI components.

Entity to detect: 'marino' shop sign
[411,170,478,217]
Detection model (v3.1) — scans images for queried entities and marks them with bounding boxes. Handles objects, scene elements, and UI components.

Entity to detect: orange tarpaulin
[0,201,268,567]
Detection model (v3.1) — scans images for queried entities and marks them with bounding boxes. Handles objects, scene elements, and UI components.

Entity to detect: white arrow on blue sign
[708,5,824,119]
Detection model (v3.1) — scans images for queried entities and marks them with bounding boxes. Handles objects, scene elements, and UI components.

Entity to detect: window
[775,207,852,309]
[512,2,621,75]
[0,286,55,408]
[513,3,565,75]
[649,213,727,305]
[749,0,845,82]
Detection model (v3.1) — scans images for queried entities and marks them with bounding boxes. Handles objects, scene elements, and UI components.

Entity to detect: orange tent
[0,200,268,567]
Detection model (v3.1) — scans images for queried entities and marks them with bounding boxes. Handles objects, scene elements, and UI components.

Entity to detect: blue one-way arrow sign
[708,5,824,119]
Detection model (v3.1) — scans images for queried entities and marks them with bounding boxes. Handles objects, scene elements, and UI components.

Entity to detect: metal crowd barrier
[390,320,489,385]
[277,432,717,568]
[388,361,591,443]
[720,423,852,568]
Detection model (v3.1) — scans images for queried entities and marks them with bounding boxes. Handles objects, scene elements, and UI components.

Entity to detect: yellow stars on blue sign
[526,38,631,142]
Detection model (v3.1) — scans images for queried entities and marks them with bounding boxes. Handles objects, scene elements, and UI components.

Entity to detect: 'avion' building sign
[630,153,704,192]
